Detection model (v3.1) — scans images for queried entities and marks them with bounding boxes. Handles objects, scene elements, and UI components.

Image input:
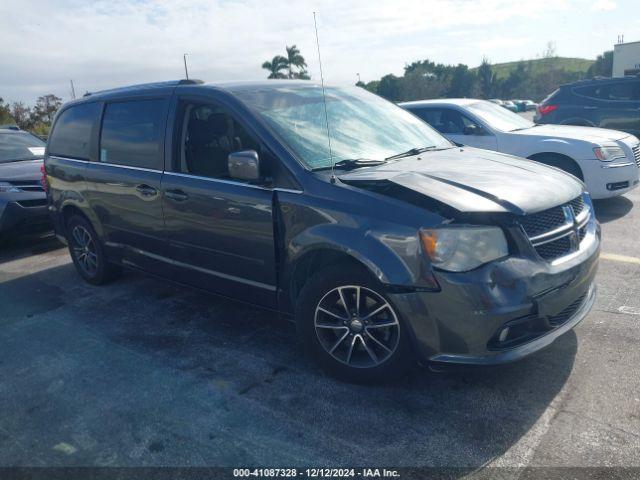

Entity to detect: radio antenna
[313,12,336,183]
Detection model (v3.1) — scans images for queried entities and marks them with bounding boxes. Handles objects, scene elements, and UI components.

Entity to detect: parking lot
[0,191,638,475]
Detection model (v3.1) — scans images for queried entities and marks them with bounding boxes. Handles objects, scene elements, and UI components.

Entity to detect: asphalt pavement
[0,192,639,477]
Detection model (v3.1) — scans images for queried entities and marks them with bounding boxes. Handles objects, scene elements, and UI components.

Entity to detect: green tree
[32,94,62,125]
[285,45,308,79]
[261,55,288,79]
[448,64,476,97]
[377,74,401,101]
[587,50,613,77]
[10,102,33,130]
[477,58,495,98]
[0,97,14,125]
[500,62,528,98]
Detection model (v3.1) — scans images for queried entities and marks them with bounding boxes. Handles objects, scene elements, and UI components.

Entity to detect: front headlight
[420,226,508,272]
[594,146,626,162]
[0,182,21,193]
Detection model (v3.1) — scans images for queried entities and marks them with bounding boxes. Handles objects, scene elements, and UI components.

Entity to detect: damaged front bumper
[388,219,600,366]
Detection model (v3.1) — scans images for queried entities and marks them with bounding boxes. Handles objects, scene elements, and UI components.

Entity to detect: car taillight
[40,163,48,192]
[538,104,557,116]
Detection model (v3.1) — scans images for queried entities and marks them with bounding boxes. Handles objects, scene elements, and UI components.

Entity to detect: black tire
[296,264,415,383]
[530,153,583,181]
[66,214,121,285]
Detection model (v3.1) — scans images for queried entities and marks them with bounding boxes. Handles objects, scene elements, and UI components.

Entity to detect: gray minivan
[44,80,600,382]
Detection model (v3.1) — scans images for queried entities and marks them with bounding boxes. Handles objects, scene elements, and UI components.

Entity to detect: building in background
[613,40,640,77]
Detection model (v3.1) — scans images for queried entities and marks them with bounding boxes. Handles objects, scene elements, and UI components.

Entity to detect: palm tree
[261,55,288,79]
[285,45,307,79]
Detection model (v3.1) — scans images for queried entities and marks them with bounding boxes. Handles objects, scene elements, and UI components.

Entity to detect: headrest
[188,118,215,145]
[207,113,230,136]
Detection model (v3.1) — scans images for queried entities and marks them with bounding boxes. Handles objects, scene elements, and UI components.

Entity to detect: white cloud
[591,0,617,10]
[0,0,628,103]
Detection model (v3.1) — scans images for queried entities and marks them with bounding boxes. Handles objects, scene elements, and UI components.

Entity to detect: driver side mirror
[228,150,260,182]
[463,124,484,136]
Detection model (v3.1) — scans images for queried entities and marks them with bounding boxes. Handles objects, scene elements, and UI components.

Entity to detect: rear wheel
[66,215,120,285]
[296,265,415,383]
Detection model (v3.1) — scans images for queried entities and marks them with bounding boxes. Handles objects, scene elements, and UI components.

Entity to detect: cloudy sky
[1,0,637,104]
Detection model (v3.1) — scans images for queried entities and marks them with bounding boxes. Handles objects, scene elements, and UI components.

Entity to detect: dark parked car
[0,128,50,240]
[45,80,600,382]
[535,76,640,137]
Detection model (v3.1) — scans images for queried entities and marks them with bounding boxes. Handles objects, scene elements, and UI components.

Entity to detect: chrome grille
[536,235,572,260]
[569,196,584,217]
[519,207,565,238]
[633,144,640,168]
[6,180,44,192]
[518,195,589,262]
[16,199,47,208]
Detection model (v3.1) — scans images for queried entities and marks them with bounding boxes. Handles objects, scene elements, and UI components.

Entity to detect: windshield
[467,101,534,132]
[0,131,46,163]
[233,85,452,170]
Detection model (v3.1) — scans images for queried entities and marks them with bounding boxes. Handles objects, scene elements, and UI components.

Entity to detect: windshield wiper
[510,125,538,132]
[315,158,387,171]
[385,145,443,160]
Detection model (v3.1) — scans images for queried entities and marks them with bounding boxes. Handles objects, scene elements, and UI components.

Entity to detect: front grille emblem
[562,205,580,252]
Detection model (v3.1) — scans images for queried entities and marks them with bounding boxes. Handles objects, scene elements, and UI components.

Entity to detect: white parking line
[601,253,640,265]
[618,306,640,316]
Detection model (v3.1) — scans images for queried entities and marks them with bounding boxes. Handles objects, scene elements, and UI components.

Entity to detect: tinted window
[410,108,443,129]
[48,102,100,160]
[575,82,637,101]
[177,102,260,180]
[100,100,165,169]
[411,108,478,134]
[0,131,46,163]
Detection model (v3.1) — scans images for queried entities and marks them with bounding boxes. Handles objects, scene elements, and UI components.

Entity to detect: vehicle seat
[439,111,463,134]
[209,113,242,152]
[185,115,230,178]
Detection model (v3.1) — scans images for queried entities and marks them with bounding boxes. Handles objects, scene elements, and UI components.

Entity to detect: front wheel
[296,265,415,383]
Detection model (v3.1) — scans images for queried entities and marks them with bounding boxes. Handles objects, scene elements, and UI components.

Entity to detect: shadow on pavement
[0,262,577,471]
[0,231,62,264]
[593,196,634,224]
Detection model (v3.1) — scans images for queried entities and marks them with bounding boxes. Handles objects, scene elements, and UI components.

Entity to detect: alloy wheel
[71,225,99,276]
[314,285,400,368]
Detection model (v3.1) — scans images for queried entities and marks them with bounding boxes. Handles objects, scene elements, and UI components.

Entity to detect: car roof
[399,98,483,107]
[73,79,323,103]
[562,75,640,88]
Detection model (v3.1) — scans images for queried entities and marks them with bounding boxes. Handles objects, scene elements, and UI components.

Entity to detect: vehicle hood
[512,124,631,143]
[338,147,583,214]
[0,159,43,182]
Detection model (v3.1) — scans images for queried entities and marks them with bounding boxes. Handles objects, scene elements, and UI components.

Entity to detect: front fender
[289,223,423,284]
[280,221,438,310]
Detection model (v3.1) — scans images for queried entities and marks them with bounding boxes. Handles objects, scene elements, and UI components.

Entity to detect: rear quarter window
[99,99,166,170]
[48,102,100,160]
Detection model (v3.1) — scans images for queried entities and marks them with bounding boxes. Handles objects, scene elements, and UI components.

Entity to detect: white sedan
[400,98,640,199]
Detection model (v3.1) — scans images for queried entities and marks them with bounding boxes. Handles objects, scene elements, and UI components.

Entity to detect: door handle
[584,106,597,110]
[165,189,189,202]
[135,184,158,196]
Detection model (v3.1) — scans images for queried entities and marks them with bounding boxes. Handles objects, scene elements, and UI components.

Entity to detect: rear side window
[574,82,636,101]
[48,102,100,160]
[99,99,166,170]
